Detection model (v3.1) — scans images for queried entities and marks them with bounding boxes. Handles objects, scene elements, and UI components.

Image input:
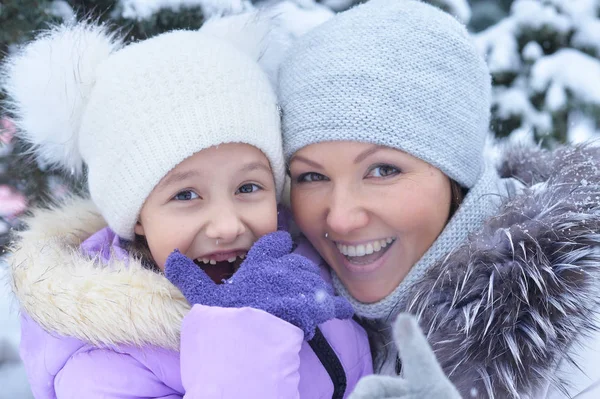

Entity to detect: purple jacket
[9,198,372,398]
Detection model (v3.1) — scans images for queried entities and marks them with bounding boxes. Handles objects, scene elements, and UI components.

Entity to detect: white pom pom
[199,4,332,88]
[1,22,123,175]
[200,9,293,87]
[200,11,271,59]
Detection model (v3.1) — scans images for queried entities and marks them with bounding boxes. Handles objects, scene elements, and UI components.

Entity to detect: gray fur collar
[402,145,600,398]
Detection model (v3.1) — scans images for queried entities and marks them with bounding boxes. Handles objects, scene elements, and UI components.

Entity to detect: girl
[278,0,600,398]
[3,12,372,399]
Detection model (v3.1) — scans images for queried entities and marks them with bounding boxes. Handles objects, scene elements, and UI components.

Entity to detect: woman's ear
[134,221,145,236]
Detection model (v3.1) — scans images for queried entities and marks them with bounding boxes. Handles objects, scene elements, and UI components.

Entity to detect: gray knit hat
[278,0,491,188]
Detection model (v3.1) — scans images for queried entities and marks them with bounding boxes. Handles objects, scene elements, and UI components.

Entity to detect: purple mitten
[165,231,354,340]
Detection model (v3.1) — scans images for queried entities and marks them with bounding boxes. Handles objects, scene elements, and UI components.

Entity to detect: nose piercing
[325,232,329,239]
[216,239,219,246]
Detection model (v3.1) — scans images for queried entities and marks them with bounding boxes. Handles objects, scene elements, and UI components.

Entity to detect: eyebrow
[239,161,272,174]
[156,170,202,192]
[290,155,323,169]
[156,161,271,192]
[354,145,384,164]
[290,145,384,168]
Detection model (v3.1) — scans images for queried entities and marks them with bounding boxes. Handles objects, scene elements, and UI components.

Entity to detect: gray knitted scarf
[332,162,503,321]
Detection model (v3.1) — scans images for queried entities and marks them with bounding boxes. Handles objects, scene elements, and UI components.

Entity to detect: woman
[278,0,600,397]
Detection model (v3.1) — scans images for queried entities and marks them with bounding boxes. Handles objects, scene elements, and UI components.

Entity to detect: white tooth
[373,241,382,252]
[227,257,236,263]
[356,244,366,256]
[341,245,348,256]
[203,258,209,264]
[347,245,357,256]
[209,259,216,265]
[386,237,393,244]
[336,243,343,253]
[380,239,387,248]
[365,243,374,255]
[240,254,246,259]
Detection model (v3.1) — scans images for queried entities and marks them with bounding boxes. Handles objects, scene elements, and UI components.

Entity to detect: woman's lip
[334,240,394,274]
[332,237,395,246]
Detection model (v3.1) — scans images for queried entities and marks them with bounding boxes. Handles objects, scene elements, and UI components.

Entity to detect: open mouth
[193,253,246,284]
[336,238,395,266]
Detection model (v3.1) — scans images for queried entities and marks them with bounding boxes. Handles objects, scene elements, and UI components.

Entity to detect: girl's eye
[237,183,261,194]
[367,165,400,178]
[296,172,328,183]
[173,190,200,201]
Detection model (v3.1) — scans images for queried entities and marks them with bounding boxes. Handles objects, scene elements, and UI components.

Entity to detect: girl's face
[289,141,451,303]
[135,143,277,282]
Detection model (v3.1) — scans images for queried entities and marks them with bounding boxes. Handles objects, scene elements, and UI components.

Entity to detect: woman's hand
[165,230,354,340]
[349,314,461,399]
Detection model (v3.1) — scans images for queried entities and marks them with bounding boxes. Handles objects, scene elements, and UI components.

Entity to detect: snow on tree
[475,0,600,146]
[469,0,514,33]
[428,0,471,24]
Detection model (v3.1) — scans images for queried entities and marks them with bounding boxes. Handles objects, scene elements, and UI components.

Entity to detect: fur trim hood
[8,198,189,350]
[403,144,600,398]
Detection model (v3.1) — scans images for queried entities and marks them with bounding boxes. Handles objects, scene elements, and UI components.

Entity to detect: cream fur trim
[8,197,189,350]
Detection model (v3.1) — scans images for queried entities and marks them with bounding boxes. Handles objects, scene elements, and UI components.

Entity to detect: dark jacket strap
[308,326,347,399]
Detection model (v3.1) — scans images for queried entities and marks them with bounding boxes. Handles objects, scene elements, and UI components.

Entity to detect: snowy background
[1,0,599,396]
[0,259,32,399]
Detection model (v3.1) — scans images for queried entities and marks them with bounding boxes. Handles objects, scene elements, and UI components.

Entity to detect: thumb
[245,230,293,261]
[164,249,216,296]
[333,296,355,320]
[349,375,409,399]
[393,313,447,384]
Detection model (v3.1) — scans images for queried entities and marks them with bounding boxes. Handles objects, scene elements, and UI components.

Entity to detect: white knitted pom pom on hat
[200,9,294,88]
[1,23,123,175]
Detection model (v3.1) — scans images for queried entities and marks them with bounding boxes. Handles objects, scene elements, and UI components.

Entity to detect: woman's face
[289,141,452,303]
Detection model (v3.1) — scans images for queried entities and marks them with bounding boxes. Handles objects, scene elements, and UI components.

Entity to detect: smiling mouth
[193,253,246,284]
[335,238,395,266]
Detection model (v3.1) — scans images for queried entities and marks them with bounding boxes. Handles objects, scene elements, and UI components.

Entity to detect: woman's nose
[325,189,369,236]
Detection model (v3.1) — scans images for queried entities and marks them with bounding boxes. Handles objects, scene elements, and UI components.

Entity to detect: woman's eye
[237,183,261,194]
[173,190,199,201]
[367,165,400,178]
[296,172,328,183]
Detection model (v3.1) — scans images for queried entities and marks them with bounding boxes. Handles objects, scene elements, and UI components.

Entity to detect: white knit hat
[2,13,285,239]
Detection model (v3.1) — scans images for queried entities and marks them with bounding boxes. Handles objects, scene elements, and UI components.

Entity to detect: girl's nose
[204,205,246,244]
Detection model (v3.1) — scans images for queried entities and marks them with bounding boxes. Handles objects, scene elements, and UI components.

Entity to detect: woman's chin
[341,278,403,304]
[333,264,403,304]
[350,288,386,304]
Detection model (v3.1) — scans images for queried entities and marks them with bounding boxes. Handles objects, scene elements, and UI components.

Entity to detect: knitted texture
[278,0,491,188]
[83,30,284,239]
[332,162,503,320]
[3,18,285,240]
